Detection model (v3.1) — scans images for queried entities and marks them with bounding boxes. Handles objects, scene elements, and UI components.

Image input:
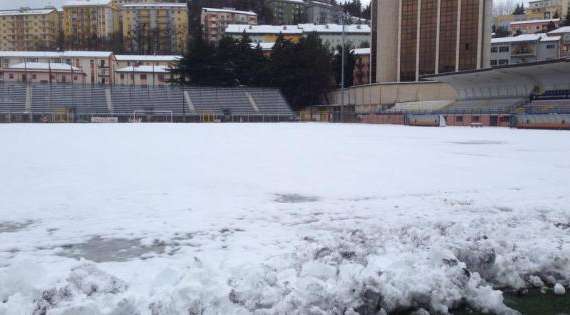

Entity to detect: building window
[546,44,555,49]
[499,59,509,65]
[140,74,147,80]
[490,59,497,65]
[499,46,509,52]
[456,116,463,122]
[32,74,37,79]
[120,74,124,79]
[491,47,498,52]
[8,73,14,79]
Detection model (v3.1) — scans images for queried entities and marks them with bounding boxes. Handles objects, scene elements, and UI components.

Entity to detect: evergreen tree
[553,10,560,19]
[333,44,356,88]
[171,35,217,85]
[513,3,525,15]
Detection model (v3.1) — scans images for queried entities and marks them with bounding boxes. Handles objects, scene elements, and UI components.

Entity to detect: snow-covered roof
[491,33,560,44]
[115,55,182,62]
[541,35,561,42]
[299,23,370,33]
[250,42,275,50]
[62,51,113,58]
[122,3,187,8]
[510,18,559,25]
[116,65,171,73]
[0,8,56,16]
[5,62,82,72]
[492,34,542,44]
[0,51,62,58]
[352,47,370,55]
[549,26,570,34]
[63,0,112,6]
[306,0,334,7]
[226,24,303,34]
[226,23,370,35]
[0,51,112,58]
[202,7,257,16]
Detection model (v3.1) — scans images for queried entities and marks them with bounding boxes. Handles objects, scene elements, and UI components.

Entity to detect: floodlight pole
[341,11,346,122]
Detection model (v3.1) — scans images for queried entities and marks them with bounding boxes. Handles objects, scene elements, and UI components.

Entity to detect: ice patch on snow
[274,194,320,203]
[57,236,166,262]
[0,220,34,233]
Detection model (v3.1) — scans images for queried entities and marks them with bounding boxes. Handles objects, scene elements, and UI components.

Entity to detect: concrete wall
[329,81,456,114]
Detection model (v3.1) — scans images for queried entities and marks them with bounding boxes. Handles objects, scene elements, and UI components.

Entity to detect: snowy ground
[0,123,569,315]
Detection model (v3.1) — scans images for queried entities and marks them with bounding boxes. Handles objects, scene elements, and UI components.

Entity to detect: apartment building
[0,8,60,51]
[510,18,560,35]
[0,51,115,85]
[266,0,306,24]
[490,33,560,66]
[549,26,570,56]
[371,0,492,82]
[305,0,340,24]
[527,0,570,19]
[201,8,257,43]
[62,0,121,50]
[122,3,188,54]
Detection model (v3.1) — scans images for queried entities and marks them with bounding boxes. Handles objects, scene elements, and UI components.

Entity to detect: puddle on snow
[0,220,34,233]
[448,140,506,145]
[58,236,166,262]
[274,193,320,203]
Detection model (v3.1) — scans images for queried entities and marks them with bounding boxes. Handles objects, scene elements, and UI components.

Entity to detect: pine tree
[564,6,570,26]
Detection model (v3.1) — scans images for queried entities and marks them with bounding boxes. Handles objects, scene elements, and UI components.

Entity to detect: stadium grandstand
[0,83,295,123]
[314,58,570,129]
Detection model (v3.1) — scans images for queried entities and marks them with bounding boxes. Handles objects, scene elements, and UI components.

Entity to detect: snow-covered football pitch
[0,123,569,314]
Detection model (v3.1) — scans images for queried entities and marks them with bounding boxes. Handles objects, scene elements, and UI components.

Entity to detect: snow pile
[0,124,569,314]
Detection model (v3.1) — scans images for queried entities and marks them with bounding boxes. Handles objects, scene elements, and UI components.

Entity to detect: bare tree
[493,0,519,16]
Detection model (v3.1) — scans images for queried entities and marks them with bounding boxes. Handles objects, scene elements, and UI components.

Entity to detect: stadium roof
[115,55,182,62]
[423,58,570,99]
[202,7,257,15]
[4,62,82,72]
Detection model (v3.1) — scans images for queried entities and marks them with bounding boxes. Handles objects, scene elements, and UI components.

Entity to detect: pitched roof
[510,18,559,25]
[115,65,171,73]
[202,7,257,16]
[549,26,570,34]
[0,9,56,16]
[115,55,182,62]
[0,51,113,59]
[491,33,560,44]
[63,0,112,7]
[6,62,82,72]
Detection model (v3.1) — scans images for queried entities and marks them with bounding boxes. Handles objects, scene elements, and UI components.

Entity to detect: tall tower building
[371,0,492,83]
